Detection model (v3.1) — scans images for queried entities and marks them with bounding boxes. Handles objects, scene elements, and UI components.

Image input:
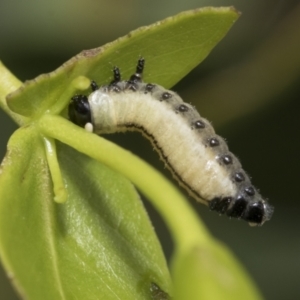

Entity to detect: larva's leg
[108,66,123,92]
[129,58,145,83]
[110,66,121,85]
[136,57,145,75]
[91,80,99,91]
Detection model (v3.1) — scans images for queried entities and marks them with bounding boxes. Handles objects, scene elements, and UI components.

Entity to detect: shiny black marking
[245,186,255,196]
[234,172,245,182]
[222,155,233,165]
[194,120,205,129]
[227,196,247,218]
[209,137,220,147]
[244,202,264,223]
[161,92,172,100]
[178,104,189,112]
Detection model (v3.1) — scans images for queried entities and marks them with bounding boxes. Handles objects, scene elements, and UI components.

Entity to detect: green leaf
[0,61,26,126]
[172,242,263,300]
[6,7,239,119]
[0,126,171,299]
[38,115,263,299]
[0,6,260,300]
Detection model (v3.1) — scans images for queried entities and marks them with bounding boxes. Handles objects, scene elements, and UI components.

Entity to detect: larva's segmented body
[69,59,274,226]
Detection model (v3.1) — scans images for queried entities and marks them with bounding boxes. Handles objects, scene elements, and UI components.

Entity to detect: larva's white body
[69,59,274,225]
[89,85,236,204]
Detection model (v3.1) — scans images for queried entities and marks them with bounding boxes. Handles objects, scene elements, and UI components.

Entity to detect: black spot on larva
[209,138,220,147]
[145,83,155,93]
[209,197,232,214]
[221,155,233,165]
[194,120,205,129]
[227,196,247,218]
[245,186,255,196]
[234,172,245,182]
[161,92,172,100]
[244,202,264,223]
[178,104,189,112]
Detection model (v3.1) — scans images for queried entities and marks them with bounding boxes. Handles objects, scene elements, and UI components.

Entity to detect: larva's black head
[68,95,92,128]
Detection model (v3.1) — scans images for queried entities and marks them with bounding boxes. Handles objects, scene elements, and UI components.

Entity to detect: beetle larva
[68,58,274,225]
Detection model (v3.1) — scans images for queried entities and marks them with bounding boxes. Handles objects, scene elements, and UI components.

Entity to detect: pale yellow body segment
[89,89,237,204]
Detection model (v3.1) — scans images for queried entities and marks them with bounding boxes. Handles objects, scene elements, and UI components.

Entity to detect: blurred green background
[0,0,299,299]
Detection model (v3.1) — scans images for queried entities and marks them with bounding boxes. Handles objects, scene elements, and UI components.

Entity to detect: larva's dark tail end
[129,58,145,83]
[209,197,274,226]
[243,201,274,226]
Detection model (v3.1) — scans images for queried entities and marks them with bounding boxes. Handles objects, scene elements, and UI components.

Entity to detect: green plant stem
[0,61,26,126]
[42,136,68,203]
[38,114,212,252]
